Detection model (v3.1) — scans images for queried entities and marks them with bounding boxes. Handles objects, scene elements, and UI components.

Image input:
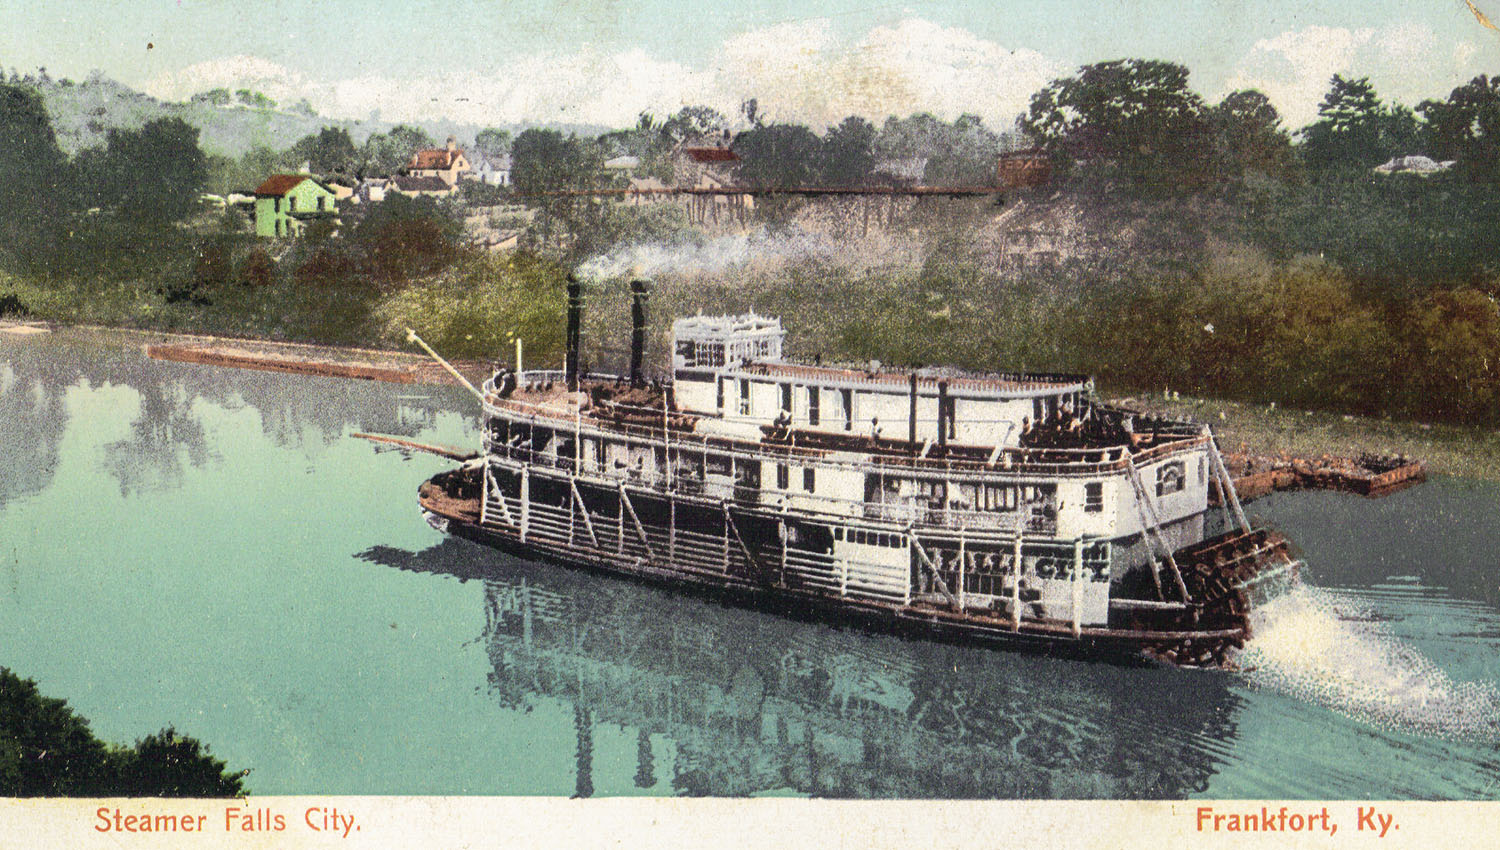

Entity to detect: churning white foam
[1236,583,1500,740]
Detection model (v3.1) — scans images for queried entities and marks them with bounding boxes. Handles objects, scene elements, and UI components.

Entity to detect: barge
[417,278,1300,668]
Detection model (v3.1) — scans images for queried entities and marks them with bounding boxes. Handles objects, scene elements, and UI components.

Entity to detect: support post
[1071,538,1084,638]
[957,531,967,612]
[1011,532,1023,630]
[519,465,530,543]
[1208,433,1252,534]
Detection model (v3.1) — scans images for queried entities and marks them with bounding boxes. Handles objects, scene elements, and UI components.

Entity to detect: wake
[1236,582,1500,740]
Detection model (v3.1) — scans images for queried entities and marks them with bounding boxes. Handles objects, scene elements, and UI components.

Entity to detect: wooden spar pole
[1208,433,1252,534]
[405,328,485,403]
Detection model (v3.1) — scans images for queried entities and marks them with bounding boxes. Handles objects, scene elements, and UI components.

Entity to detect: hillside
[30,70,604,157]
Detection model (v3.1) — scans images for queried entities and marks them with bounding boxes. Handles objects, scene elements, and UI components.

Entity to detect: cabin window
[706,453,732,476]
[776,463,789,490]
[780,383,792,415]
[834,528,844,541]
[842,389,854,431]
[807,387,819,425]
[592,438,605,470]
[1156,461,1186,497]
[555,434,577,467]
[675,340,695,365]
[803,467,816,492]
[1084,482,1103,512]
[978,483,1018,512]
[738,380,751,415]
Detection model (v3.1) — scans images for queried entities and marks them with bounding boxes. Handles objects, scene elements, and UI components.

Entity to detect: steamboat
[417,278,1299,668]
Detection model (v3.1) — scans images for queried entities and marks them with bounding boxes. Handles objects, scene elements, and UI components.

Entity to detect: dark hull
[433,508,1189,668]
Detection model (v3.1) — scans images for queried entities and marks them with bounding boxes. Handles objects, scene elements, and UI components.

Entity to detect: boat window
[780,384,792,414]
[807,387,819,425]
[716,378,725,410]
[675,339,695,366]
[1156,461,1186,496]
[555,434,576,466]
[802,467,815,492]
[842,389,853,431]
[776,463,789,489]
[979,483,1019,512]
[738,379,751,415]
[706,453,732,476]
[1084,482,1103,512]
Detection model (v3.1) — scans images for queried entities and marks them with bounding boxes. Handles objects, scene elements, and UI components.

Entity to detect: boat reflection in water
[362,537,1243,798]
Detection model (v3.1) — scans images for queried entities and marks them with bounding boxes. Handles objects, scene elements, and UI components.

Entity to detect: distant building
[1373,155,1455,176]
[253,174,338,238]
[672,144,741,188]
[355,177,390,204]
[997,148,1051,189]
[468,152,512,186]
[407,138,472,185]
[390,174,459,198]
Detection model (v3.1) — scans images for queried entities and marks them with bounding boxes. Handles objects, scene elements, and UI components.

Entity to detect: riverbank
[1123,394,1500,480]
[9,318,1500,481]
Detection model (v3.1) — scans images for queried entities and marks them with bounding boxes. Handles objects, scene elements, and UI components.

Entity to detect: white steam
[576,225,919,283]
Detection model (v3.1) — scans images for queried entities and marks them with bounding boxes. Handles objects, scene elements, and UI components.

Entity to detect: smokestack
[629,279,650,389]
[908,372,918,448]
[938,380,950,451]
[565,274,583,391]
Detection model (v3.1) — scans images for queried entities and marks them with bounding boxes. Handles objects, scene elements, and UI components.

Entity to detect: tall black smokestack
[565,274,583,391]
[629,279,650,389]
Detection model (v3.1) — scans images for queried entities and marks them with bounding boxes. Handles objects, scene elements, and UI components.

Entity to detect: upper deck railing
[480,372,1211,482]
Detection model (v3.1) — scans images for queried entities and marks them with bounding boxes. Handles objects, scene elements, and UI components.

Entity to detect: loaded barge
[418,279,1299,668]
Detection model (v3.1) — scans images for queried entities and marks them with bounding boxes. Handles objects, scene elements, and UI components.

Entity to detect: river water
[2,328,1498,798]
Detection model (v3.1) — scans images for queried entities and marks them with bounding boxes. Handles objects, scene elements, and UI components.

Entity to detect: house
[672,144,741,188]
[1373,155,1455,176]
[997,148,1051,189]
[253,174,339,238]
[355,177,390,204]
[390,174,459,198]
[322,175,357,202]
[468,153,512,186]
[407,137,471,185]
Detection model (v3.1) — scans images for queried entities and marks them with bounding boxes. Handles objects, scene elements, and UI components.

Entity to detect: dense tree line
[1,668,245,796]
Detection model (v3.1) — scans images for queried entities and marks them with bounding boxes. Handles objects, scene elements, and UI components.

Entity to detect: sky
[3,0,1498,131]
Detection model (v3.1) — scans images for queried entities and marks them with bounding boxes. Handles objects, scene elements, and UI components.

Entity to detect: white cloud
[1223,22,1486,129]
[141,17,1064,131]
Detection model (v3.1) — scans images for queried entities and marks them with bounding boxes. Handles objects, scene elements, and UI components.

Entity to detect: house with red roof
[406,138,471,186]
[253,174,339,238]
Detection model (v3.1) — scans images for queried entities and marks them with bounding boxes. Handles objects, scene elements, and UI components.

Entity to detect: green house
[254,174,339,238]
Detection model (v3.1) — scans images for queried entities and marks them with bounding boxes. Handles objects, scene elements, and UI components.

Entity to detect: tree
[732,123,822,187]
[819,116,876,186]
[511,128,599,195]
[1021,59,1212,192]
[0,83,70,264]
[1299,75,1421,171]
[1419,74,1500,180]
[348,192,463,284]
[77,118,209,223]
[288,126,357,174]
[473,127,512,158]
[1208,90,1296,182]
[360,124,435,176]
[1,669,246,797]
[657,105,729,145]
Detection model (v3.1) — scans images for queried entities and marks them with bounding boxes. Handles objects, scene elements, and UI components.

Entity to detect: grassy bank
[1129,394,1500,479]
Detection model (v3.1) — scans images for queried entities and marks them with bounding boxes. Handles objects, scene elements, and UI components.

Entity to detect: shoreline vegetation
[5,64,1500,480]
[0,668,246,797]
[8,319,1498,481]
